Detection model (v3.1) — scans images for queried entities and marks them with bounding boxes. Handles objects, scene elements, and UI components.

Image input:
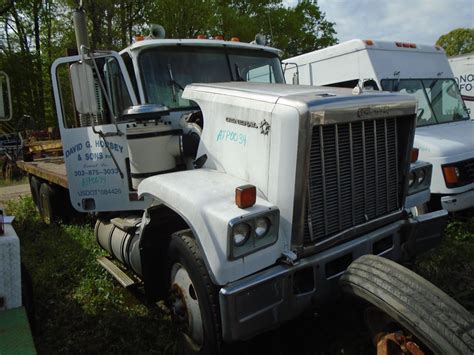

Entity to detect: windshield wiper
[167,64,185,102]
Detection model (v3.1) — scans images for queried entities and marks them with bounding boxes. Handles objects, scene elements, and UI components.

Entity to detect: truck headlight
[255,217,271,238]
[232,223,251,246]
[417,168,425,184]
[408,171,415,187]
[228,210,279,259]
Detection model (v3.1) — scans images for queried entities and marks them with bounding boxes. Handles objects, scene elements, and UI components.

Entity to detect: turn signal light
[443,166,460,185]
[411,148,419,163]
[235,185,256,209]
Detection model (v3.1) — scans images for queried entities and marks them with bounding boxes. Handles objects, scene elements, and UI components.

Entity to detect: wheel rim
[170,262,204,350]
[365,307,427,355]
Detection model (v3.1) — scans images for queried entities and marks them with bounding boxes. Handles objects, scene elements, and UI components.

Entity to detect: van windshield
[381,79,470,126]
[139,46,284,109]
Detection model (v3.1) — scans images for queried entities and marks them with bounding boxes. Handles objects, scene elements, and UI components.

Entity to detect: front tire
[340,254,474,354]
[167,232,222,354]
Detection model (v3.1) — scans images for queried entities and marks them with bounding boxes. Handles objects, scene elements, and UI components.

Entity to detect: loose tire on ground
[29,175,42,208]
[38,182,59,224]
[167,232,222,355]
[340,254,474,355]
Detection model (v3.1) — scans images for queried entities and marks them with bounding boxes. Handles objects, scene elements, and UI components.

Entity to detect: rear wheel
[340,254,474,354]
[167,232,221,354]
[29,175,42,209]
[38,183,58,224]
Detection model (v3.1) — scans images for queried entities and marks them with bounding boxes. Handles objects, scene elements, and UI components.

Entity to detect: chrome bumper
[441,188,474,212]
[219,210,448,342]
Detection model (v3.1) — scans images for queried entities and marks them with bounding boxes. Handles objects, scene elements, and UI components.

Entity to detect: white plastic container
[0,224,21,310]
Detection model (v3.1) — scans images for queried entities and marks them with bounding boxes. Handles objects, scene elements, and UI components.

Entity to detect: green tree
[436,28,474,56]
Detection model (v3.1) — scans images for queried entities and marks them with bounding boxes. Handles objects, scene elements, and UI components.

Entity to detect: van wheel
[29,176,42,208]
[167,232,221,354]
[340,255,474,354]
[39,183,58,224]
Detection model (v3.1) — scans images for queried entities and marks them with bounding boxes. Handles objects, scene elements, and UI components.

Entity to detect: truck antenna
[267,13,274,46]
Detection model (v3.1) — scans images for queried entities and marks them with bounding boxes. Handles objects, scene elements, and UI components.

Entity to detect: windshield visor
[139,46,283,109]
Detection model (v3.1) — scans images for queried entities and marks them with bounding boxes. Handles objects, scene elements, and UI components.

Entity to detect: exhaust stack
[73,6,90,53]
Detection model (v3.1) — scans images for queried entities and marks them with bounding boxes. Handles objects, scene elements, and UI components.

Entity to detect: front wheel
[167,232,222,354]
[340,254,474,354]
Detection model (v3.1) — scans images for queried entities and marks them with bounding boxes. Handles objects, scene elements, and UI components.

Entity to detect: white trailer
[284,39,474,212]
[449,53,474,115]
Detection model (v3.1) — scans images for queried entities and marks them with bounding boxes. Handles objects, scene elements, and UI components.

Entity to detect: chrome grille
[459,158,474,183]
[305,117,401,243]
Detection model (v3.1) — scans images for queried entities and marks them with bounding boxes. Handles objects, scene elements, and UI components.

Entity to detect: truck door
[51,51,150,212]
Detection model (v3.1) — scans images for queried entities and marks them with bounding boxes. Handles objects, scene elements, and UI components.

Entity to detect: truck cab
[283,39,474,212]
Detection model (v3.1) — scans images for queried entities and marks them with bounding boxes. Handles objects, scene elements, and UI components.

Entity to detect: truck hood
[415,120,474,160]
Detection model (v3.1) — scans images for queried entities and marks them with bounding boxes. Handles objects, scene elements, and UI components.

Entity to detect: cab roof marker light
[395,42,403,47]
[409,43,417,48]
[215,35,224,40]
[363,39,374,46]
[231,37,240,42]
[235,185,256,209]
[135,35,145,42]
[197,34,206,39]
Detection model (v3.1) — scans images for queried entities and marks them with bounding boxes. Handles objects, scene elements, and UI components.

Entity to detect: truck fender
[138,168,286,286]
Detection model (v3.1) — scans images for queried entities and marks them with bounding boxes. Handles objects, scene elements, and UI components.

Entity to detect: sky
[284,0,474,45]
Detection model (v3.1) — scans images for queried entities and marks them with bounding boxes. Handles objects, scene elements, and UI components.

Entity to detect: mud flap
[401,209,448,260]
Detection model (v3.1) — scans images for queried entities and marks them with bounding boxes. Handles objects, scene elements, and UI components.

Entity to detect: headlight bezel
[228,209,279,260]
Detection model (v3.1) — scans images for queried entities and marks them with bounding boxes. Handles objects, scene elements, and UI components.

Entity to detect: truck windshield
[381,79,470,126]
[139,46,284,109]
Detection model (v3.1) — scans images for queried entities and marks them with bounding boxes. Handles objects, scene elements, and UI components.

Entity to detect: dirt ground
[0,183,30,205]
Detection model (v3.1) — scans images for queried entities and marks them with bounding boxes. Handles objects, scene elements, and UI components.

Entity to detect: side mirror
[0,71,12,121]
[70,62,102,115]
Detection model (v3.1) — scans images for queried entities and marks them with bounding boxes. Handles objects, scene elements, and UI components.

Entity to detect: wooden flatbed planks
[17,158,68,188]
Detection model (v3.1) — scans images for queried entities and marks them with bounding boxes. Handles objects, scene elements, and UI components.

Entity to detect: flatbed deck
[17,157,68,188]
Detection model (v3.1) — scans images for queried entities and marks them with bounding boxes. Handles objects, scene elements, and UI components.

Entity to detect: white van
[449,53,474,115]
[283,40,474,212]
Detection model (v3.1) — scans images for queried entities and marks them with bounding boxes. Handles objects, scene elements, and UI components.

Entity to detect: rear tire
[38,183,58,224]
[340,255,474,354]
[29,175,42,208]
[167,232,221,354]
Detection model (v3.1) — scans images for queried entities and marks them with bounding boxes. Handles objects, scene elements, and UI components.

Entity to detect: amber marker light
[215,35,224,40]
[411,148,419,163]
[230,37,240,42]
[197,34,206,39]
[363,39,374,45]
[442,166,460,186]
[235,185,256,209]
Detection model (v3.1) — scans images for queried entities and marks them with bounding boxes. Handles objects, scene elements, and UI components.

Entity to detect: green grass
[414,214,474,311]
[0,175,28,187]
[6,197,474,353]
[7,197,178,354]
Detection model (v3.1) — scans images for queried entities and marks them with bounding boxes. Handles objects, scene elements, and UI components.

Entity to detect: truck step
[97,257,138,288]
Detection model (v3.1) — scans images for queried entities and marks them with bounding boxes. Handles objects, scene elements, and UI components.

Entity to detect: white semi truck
[17,9,474,355]
[284,39,474,213]
[449,53,474,115]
